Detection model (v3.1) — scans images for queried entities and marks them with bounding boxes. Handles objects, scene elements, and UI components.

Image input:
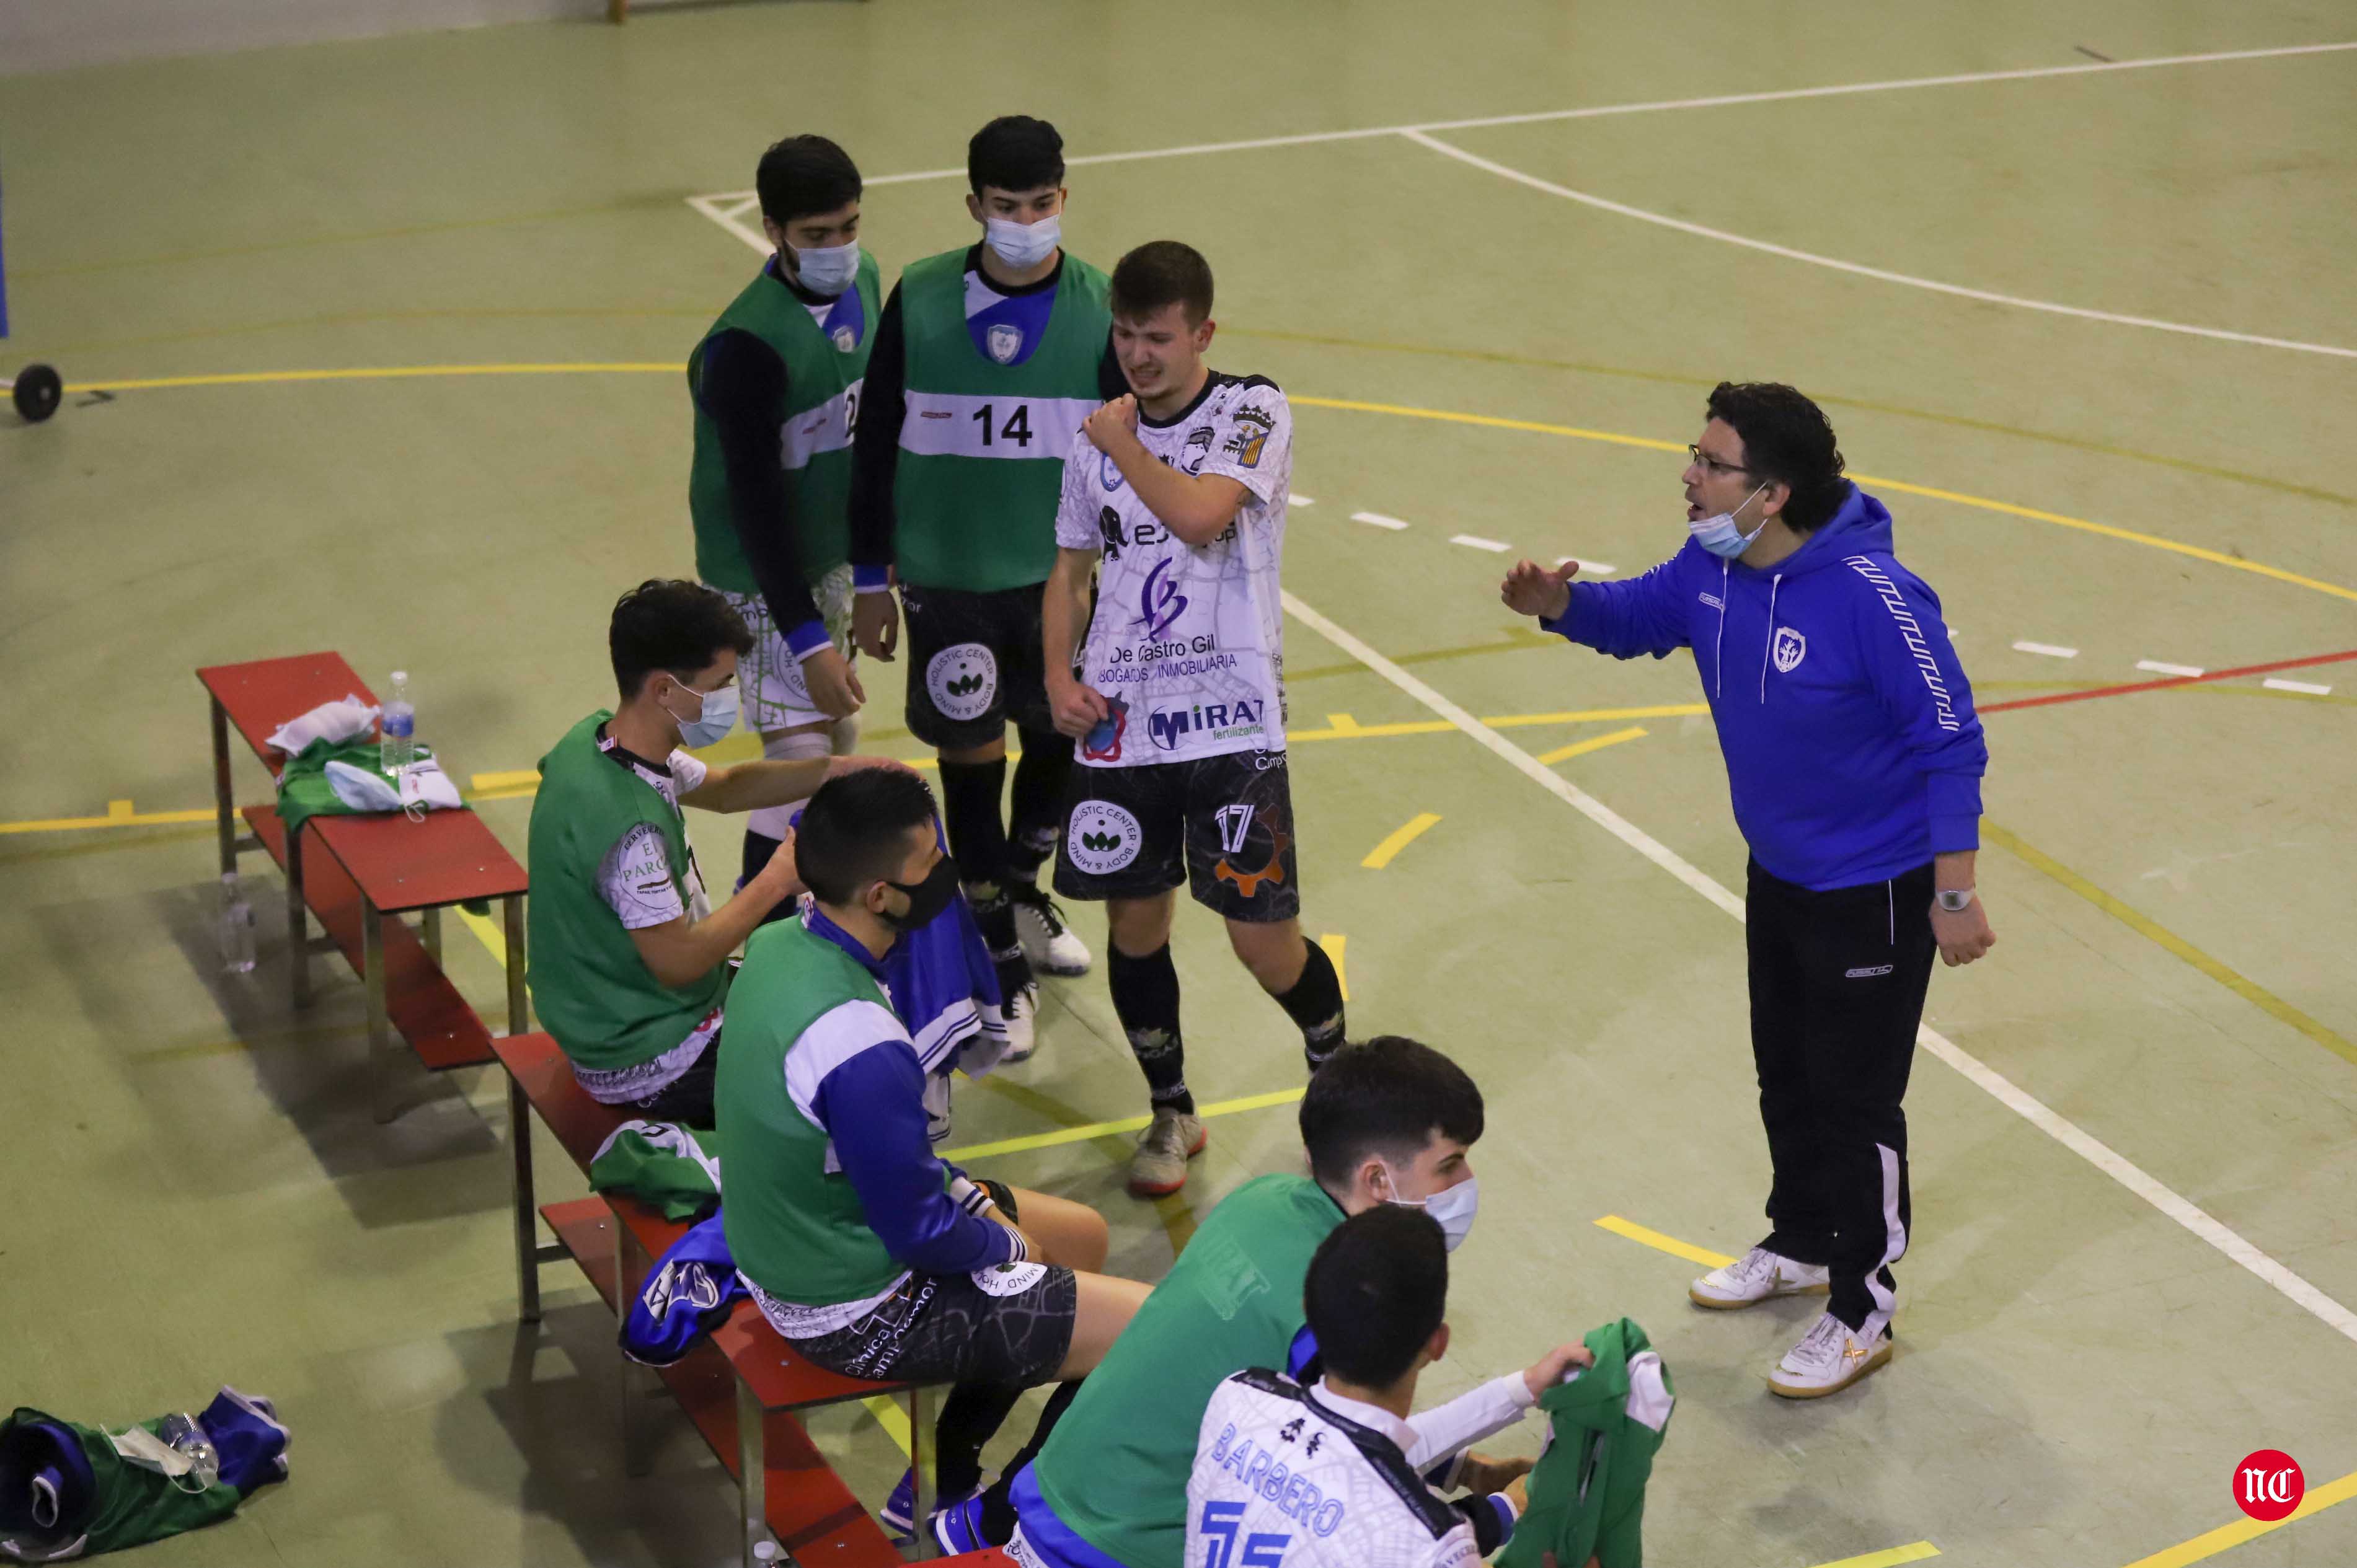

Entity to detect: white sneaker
[1767,1312,1892,1399]
[1010,884,1092,976]
[1689,1246,1831,1310]
[1128,1108,1206,1197]
[1000,982,1039,1064]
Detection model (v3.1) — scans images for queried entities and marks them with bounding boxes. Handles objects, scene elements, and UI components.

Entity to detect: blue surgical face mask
[1689,481,1771,559]
[789,239,861,297]
[1380,1163,1480,1253]
[984,213,1062,271]
[663,678,739,749]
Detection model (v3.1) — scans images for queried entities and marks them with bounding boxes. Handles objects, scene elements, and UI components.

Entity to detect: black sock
[975,1378,1084,1544]
[934,1380,1026,1503]
[938,757,1012,889]
[738,830,800,928]
[1006,733,1072,885]
[1108,943,1190,1113]
[1272,939,1347,1073]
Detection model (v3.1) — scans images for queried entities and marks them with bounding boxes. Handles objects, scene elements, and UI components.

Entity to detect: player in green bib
[687,133,878,908]
[526,580,859,1125]
[849,116,1128,1065]
[927,1040,1508,1566]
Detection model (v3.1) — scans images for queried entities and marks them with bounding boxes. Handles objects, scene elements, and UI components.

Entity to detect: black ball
[12,364,62,423]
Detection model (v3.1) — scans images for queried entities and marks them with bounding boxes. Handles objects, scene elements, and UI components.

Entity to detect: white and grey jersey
[1187,1371,1481,1568]
[1054,372,1293,767]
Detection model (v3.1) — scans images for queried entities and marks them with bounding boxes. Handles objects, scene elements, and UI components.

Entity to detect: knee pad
[746,727,834,840]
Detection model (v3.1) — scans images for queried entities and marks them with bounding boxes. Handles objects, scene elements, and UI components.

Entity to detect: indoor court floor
[2,2,2354,1564]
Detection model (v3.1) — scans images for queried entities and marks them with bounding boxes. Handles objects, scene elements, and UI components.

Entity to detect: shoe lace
[1729,1247,1778,1287]
[1012,883,1072,936]
[1798,1314,1849,1356]
[1141,1111,1191,1156]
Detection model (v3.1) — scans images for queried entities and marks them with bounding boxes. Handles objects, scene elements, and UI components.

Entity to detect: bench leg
[210,697,237,876]
[363,901,398,1124]
[616,1218,657,1478]
[286,830,311,1010]
[735,1381,771,1567]
[421,905,443,965]
[508,1075,542,1324]
[502,894,529,1034]
[906,1385,937,1561]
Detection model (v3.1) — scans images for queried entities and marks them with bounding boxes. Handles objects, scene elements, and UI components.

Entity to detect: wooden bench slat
[245,805,495,1071]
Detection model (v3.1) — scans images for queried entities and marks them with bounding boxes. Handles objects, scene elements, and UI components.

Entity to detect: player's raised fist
[1501,557,1580,622]
[1083,394,1140,452]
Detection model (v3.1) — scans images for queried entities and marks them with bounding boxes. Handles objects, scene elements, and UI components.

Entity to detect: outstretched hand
[1501,558,1580,622]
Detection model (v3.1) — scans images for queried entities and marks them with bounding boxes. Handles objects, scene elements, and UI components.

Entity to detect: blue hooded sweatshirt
[1545,485,1986,891]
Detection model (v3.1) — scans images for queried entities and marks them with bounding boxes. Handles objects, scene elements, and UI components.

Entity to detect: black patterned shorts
[792,1260,1078,1388]
[901,582,1056,749]
[1054,749,1301,922]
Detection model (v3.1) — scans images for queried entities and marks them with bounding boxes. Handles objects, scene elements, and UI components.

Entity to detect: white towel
[267,694,380,755]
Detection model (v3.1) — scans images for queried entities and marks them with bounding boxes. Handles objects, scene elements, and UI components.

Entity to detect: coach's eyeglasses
[1687,443,1751,477]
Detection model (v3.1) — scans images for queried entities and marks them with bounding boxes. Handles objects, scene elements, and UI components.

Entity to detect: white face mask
[1380,1165,1480,1253]
[789,239,861,297]
[984,213,1062,271]
[663,678,739,749]
[1689,481,1771,560]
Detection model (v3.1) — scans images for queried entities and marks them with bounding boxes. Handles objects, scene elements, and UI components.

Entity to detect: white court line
[1559,555,1619,576]
[2012,641,2081,658]
[2137,659,2206,677]
[1399,130,2357,361]
[1451,534,1511,553]
[1292,494,1317,506]
[1280,587,2357,1351]
[2264,677,2333,695]
[691,40,2357,203]
[1351,511,1411,531]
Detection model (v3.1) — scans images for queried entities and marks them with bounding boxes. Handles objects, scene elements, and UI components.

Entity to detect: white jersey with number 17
[1053,373,1293,769]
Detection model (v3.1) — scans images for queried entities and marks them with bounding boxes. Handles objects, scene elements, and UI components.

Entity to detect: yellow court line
[939,1086,1307,1164]
[1983,822,2357,1069]
[862,1395,914,1461]
[0,805,215,835]
[1363,814,1443,870]
[1489,704,1705,728]
[1321,933,1348,1002]
[1593,1215,1735,1269]
[1536,725,1648,766]
[472,769,539,791]
[2120,1467,2357,1568]
[1810,1544,1940,1568]
[56,364,2356,607]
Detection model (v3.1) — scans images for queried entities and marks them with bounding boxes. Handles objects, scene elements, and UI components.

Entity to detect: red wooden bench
[494,1031,1006,1567]
[197,653,529,1121]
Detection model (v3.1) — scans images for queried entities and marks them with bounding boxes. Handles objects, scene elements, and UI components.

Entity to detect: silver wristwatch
[1935,889,1975,914]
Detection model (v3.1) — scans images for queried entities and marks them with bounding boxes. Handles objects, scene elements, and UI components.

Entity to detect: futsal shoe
[881,1469,974,1536]
[1001,983,1039,1064]
[1128,1108,1207,1196]
[928,1493,996,1553]
[1767,1313,1893,1399]
[1010,883,1092,976]
[1689,1246,1831,1310]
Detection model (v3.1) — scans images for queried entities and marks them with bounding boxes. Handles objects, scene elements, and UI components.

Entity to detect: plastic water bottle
[218,873,257,975]
[381,670,416,773]
[154,1414,220,1491]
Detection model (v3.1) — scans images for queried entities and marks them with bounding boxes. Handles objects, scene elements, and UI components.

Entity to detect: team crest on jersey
[831,325,857,353]
[1224,406,1276,469]
[986,324,1024,364]
[1772,627,1808,673]
[1100,450,1126,493]
[1067,801,1144,875]
[927,643,997,721]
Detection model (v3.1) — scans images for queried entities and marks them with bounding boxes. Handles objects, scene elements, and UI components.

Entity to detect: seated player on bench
[1188,1205,1591,1567]
[718,767,1152,1541]
[525,578,868,1126]
[988,1037,1588,1567]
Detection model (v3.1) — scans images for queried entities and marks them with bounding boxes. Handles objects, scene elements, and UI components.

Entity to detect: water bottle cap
[752,1544,779,1562]
[391,670,409,682]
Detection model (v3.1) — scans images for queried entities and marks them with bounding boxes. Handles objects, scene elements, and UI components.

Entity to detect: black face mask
[880,853,960,931]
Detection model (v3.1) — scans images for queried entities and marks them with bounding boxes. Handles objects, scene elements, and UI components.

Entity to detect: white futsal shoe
[999,982,1039,1064]
[1767,1312,1893,1398]
[1689,1246,1831,1310]
[1010,883,1092,976]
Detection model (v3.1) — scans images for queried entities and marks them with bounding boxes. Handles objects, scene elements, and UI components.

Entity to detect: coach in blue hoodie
[1503,381,1994,1401]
